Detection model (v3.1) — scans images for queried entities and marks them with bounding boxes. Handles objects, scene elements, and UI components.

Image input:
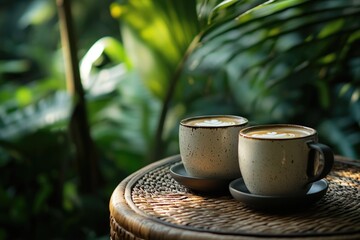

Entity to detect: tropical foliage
[0,0,359,238]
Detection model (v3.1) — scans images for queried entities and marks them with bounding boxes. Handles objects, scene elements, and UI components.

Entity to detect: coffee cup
[179,115,248,179]
[238,124,334,196]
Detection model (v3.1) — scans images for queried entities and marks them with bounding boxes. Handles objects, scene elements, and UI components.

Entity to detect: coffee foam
[250,131,298,139]
[245,127,312,139]
[194,119,236,126]
[185,116,247,127]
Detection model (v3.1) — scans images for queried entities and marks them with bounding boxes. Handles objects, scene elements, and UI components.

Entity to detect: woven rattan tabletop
[110,155,360,240]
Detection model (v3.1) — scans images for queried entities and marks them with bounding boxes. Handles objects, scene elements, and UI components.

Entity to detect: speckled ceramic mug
[238,124,334,196]
[179,115,248,179]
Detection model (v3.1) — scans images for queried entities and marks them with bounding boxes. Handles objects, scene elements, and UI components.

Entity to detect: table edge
[109,155,360,240]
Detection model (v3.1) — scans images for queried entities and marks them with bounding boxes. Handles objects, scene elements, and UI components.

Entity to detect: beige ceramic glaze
[238,124,334,196]
[179,115,248,179]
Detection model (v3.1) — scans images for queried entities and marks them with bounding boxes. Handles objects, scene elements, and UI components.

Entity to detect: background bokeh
[1,0,359,239]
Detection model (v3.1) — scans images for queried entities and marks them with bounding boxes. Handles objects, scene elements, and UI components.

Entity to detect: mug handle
[306,141,334,184]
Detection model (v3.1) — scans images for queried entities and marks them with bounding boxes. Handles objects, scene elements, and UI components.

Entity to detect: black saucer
[170,163,234,192]
[229,178,329,210]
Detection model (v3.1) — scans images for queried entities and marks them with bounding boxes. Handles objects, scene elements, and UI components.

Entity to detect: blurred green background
[1,0,359,239]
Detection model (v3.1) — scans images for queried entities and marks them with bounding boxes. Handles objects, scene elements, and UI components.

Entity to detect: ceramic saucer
[170,163,233,192]
[229,178,329,210]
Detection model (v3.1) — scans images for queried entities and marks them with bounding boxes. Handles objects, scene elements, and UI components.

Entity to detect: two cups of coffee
[179,115,334,196]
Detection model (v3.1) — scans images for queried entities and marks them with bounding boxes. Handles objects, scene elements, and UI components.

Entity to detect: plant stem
[151,35,201,161]
[57,0,101,193]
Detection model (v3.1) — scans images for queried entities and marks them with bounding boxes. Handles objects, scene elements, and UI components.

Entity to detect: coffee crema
[243,126,314,139]
[184,116,247,127]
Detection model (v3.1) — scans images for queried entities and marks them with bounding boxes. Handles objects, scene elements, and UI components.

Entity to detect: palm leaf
[188,0,360,111]
[0,91,71,139]
[112,0,200,99]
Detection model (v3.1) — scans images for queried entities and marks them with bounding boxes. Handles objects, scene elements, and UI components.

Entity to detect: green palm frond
[0,91,71,139]
[112,0,200,99]
[188,0,360,109]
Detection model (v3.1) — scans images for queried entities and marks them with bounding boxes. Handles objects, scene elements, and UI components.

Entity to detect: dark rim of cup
[239,124,317,140]
[180,115,248,128]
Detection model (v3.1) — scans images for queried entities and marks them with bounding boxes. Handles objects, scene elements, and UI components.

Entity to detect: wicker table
[109,155,360,240]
